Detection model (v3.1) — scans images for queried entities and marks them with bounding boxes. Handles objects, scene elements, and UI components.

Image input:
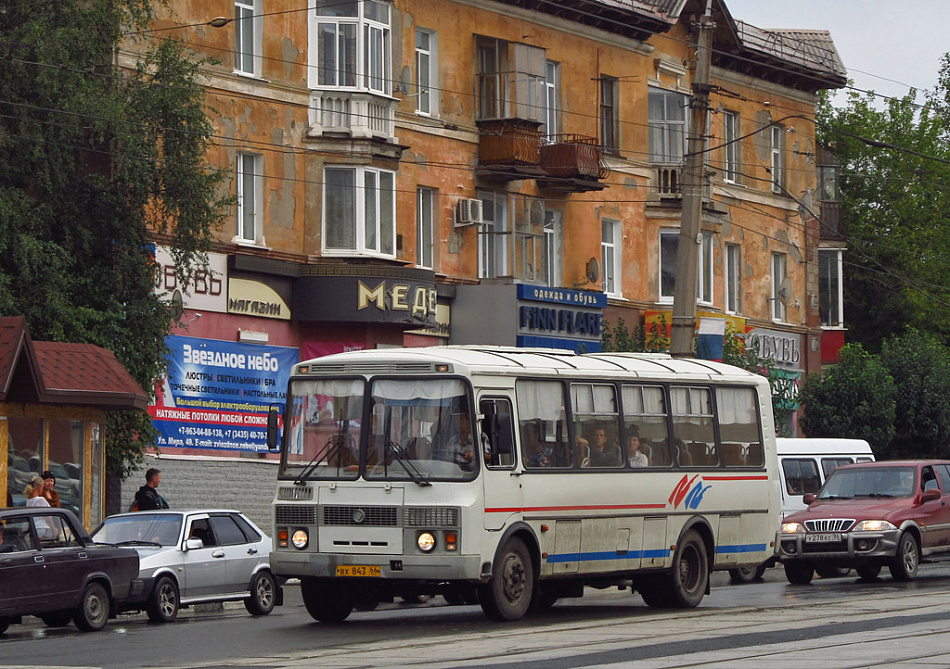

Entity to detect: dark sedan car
[0,507,141,634]
[779,460,950,584]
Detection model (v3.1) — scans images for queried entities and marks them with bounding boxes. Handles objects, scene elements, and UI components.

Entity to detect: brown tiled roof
[0,317,147,411]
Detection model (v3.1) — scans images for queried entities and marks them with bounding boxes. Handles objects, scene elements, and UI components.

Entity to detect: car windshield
[93,514,183,546]
[819,466,917,500]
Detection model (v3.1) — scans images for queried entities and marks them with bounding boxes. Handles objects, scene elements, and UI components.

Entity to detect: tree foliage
[0,1,229,476]
[798,344,896,453]
[816,55,950,351]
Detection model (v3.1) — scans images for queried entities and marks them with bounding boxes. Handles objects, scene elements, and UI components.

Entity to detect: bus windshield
[281,377,477,482]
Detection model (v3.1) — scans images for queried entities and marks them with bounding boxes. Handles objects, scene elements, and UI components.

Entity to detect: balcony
[819,200,844,240]
[648,165,713,204]
[476,119,546,181]
[537,134,610,193]
[308,92,397,142]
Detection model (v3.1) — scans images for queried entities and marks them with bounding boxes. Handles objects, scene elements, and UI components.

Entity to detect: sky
[724,0,949,105]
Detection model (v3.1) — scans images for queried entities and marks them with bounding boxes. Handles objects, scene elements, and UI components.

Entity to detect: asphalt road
[5,564,950,668]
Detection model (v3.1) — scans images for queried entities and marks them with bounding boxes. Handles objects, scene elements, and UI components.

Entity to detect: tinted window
[782,458,821,494]
[922,466,939,492]
[209,516,247,546]
[821,457,853,479]
[937,465,950,492]
[188,518,217,547]
[232,514,262,543]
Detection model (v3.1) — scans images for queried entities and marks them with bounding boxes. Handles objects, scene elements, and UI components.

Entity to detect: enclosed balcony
[537,134,609,193]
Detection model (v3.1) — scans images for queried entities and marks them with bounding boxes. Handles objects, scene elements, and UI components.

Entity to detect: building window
[543,60,560,143]
[476,37,545,122]
[771,252,787,322]
[722,111,739,182]
[324,166,395,257]
[770,124,785,193]
[699,231,713,304]
[477,190,508,278]
[602,218,621,296]
[234,0,261,75]
[312,0,390,94]
[649,87,688,164]
[417,187,436,269]
[543,210,562,287]
[415,28,437,116]
[725,243,740,314]
[660,229,678,302]
[599,75,619,151]
[819,249,844,327]
[236,152,262,245]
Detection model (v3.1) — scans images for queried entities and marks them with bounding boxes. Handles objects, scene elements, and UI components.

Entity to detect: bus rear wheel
[479,537,534,621]
[301,578,353,623]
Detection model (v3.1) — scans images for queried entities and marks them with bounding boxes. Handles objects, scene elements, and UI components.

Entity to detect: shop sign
[747,327,802,370]
[148,335,298,452]
[228,278,290,320]
[153,246,227,313]
[516,285,604,348]
[405,303,451,338]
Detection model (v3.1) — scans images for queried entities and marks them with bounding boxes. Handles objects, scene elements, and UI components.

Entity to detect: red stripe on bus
[700,475,769,481]
[485,504,667,513]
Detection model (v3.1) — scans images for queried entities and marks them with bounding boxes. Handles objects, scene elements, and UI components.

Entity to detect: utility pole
[669,0,716,358]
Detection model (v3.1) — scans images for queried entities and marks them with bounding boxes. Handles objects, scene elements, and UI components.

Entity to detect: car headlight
[781,522,805,534]
[417,532,436,552]
[853,520,896,532]
[291,529,309,549]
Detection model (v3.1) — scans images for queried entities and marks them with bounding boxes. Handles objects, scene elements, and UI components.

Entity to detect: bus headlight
[417,532,437,552]
[292,529,309,549]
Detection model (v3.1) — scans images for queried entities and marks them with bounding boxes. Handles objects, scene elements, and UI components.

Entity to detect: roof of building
[0,316,148,411]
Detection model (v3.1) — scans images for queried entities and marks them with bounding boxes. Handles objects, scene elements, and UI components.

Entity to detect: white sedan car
[92,509,281,622]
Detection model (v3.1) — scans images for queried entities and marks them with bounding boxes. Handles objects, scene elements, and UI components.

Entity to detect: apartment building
[125,0,847,463]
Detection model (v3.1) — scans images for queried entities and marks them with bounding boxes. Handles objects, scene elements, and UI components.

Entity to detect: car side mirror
[921,488,941,503]
[802,493,817,505]
[184,538,203,551]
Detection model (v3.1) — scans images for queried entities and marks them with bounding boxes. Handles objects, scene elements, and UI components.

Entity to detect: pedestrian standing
[133,468,170,511]
[41,470,61,507]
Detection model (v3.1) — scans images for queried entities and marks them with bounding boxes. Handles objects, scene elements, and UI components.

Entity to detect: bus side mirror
[267,404,282,453]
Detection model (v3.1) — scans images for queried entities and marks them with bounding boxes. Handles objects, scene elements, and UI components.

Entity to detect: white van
[776,438,875,518]
[730,437,874,584]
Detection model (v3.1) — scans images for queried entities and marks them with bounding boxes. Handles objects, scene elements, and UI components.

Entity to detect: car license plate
[336,565,381,577]
[805,533,842,542]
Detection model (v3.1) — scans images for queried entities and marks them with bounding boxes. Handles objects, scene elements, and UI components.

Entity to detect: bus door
[478,395,522,531]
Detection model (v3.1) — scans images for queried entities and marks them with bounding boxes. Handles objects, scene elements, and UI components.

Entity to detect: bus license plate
[336,565,381,577]
[805,533,842,542]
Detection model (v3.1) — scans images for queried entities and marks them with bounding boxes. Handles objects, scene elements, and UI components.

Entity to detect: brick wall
[118,454,278,532]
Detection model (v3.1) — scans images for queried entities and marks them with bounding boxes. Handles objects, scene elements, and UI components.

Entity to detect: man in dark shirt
[134,468,169,511]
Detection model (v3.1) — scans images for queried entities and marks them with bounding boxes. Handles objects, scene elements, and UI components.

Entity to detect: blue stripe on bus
[715,544,769,554]
[545,543,767,563]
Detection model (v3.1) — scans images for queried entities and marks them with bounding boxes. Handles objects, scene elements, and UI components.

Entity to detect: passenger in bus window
[673,438,694,467]
[587,426,622,467]
[522,421,553,468]
[626,428,648,467]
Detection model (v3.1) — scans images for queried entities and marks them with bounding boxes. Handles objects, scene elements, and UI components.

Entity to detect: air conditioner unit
[455,198,483,226]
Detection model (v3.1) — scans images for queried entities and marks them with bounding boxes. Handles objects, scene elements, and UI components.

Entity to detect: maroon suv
[779,460,950,584]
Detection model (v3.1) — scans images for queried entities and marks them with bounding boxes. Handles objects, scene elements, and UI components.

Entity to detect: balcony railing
[476,118,545,181]
[308,92,397,141]
[537,134,609,193]
[649,165,712,202]
[819,200,843,240]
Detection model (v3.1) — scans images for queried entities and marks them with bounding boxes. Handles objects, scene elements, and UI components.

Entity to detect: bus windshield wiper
[386,437,431,487]
[295,434,345,484]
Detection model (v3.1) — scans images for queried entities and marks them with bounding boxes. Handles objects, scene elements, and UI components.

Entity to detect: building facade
[120,0,848,471]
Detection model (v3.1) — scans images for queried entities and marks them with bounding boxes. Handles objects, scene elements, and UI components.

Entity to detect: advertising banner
[148,335,298,452]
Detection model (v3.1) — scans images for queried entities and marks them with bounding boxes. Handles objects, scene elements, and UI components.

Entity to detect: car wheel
[73,582,110,632]
[40,611,74,627]
[889,532,920,582]
[729,564,766,584]
[0,618,9,635]
[353,598,380,612]
[783,561,814,585]
[301,578,353,623]
[244,570,277,616]
[478,537,534,621]
[815,565,851,579]
[146,576,180,623]
[856,564,882,580]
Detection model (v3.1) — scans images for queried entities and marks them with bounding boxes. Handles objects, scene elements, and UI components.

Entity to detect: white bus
[267,347,780,621]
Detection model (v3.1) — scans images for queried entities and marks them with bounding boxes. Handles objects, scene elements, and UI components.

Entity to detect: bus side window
[480,398,515,468]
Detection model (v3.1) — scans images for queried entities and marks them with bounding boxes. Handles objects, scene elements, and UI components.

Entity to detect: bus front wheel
[301,578,353,623]
[479,537,534,621]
